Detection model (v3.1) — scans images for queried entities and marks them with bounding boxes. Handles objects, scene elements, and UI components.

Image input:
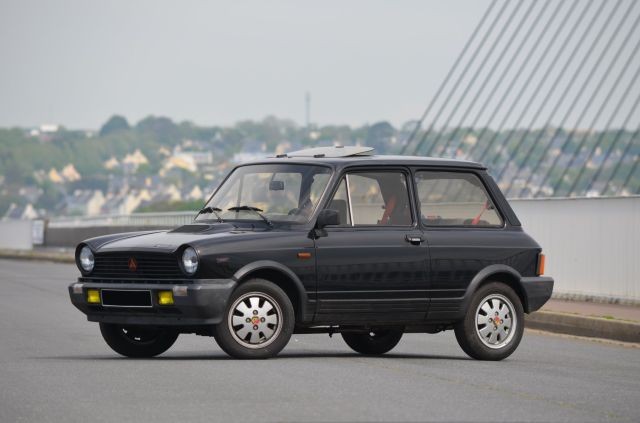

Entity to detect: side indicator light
[158,291,174,306]
[297,252,312,260]
[72,283,84,294]
[87,289,101,304]
[537,253,546,276]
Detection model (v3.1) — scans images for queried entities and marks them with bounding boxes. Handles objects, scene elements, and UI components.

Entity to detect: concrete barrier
[511,196,640,304]
[0,220,33,250]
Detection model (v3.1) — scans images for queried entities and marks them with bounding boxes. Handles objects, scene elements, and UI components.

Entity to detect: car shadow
[31,351,471,361]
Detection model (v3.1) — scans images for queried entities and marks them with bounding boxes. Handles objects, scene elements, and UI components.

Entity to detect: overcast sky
[1,0,638,131]
[0,0,489,129]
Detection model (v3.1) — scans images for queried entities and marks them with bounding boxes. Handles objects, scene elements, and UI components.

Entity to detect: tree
[99,115,130,137]
[365,121,396,153]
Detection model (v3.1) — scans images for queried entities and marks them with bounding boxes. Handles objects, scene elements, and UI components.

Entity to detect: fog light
[158,291,174,305]
[72,283,84,294]
[87,289,100,304]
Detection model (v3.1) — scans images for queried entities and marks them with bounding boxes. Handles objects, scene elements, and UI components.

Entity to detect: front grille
[92,252,183,280]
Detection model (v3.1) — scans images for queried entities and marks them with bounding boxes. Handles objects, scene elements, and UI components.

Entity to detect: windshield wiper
[228,205,273,227]
[197,206,223,223]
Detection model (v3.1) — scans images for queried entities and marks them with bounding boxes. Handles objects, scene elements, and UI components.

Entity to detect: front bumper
[68,279,237,326]
[520,276,554,313]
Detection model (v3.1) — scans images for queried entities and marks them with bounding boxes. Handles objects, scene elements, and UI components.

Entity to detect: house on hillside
[100,189,151,215]
[66,190,105,216]
[61,164,81,182]
[183,185,204,201]
[3,203,39,220]
[122,149,149,172]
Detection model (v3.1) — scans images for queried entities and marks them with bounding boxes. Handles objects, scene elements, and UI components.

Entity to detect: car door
[314,168,430,324]
[415,170,515,321]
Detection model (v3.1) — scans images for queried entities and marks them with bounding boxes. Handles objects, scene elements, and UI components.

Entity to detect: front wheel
[99,323,179,358]
[213,279,295,359]
[342,329,403,355]
[454,282,524,361]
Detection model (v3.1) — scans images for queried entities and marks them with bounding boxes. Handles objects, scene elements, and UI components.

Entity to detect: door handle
[405,235,424,245]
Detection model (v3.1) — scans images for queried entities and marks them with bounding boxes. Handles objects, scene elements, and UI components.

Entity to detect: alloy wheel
[475,293,517,349]
[227,292,282,349]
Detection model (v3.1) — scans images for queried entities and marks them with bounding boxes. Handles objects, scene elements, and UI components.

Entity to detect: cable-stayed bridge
[401,0,639,198]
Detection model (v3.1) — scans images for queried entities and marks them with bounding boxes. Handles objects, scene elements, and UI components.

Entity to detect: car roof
[242,146,485,170]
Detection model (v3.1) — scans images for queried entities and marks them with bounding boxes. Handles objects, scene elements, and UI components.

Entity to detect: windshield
[197,164,332,224]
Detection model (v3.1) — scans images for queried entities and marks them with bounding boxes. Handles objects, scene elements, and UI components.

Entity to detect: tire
[213,279,295,359]
[454,282,524,361]
[342,328,403,355]
[99,323,179,358]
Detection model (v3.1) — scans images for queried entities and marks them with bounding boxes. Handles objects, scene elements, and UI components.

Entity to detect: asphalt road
[1,259,639,423]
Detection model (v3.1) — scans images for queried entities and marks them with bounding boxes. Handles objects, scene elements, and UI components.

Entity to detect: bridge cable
[600,126,640,195]
[494,0,623,194]
[476,0,595,167]
[462,0,568,160]
[423,0,524,157]
[399,0,498,155]
[620,135,640,194]
[495,0,621,189]
[436,0,539,157]
[455,0,561,161]
[563,30,640,196]
[523,1,640,197]
[585,93,640,195]
[410,0,512,156]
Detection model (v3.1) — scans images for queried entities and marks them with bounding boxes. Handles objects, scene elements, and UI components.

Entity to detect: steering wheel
[288,198,313,217]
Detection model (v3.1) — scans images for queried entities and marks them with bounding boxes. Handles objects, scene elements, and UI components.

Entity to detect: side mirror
[316,209,340,228]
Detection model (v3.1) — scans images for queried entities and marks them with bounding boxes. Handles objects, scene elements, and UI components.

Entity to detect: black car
[69,146,553,360]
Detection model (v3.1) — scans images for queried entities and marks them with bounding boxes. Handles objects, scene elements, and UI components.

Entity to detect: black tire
[99,323,179,358]
[342,328,403,355]
[454,282,524,361]
[213,279,295,359]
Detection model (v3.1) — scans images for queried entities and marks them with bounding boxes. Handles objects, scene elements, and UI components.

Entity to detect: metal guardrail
[47,211,196,228]
[46,195,640,228]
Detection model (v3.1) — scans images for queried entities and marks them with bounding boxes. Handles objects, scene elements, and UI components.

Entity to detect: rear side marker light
[87,289,100,304]
[537,253,546,276]
[158,291,174,305]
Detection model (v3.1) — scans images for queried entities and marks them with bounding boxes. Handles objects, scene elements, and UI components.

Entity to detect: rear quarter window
[415,171,503,227]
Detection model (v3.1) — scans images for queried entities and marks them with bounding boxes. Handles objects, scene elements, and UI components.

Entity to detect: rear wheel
[342,329,403,355]
[454,282,524,360]
[99,323,179,358]
[213,279,295,359]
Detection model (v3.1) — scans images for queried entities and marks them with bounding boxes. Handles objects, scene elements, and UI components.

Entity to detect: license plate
[101,289,152,308]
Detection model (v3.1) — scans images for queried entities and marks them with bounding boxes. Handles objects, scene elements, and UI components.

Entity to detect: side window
[416,171,503,227]
[325,171,412,227]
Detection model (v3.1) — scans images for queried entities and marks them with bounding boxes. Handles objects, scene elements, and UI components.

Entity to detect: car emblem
[128,257,138,272]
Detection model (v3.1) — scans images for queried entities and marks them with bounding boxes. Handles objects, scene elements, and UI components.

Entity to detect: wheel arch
[460,265,529,314]
[233,260,309,321]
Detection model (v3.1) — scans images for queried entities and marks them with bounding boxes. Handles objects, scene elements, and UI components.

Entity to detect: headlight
[79,246,94,272]
[182,247,198,275]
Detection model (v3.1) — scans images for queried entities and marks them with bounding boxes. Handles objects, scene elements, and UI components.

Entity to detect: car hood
[88,223,272,254]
